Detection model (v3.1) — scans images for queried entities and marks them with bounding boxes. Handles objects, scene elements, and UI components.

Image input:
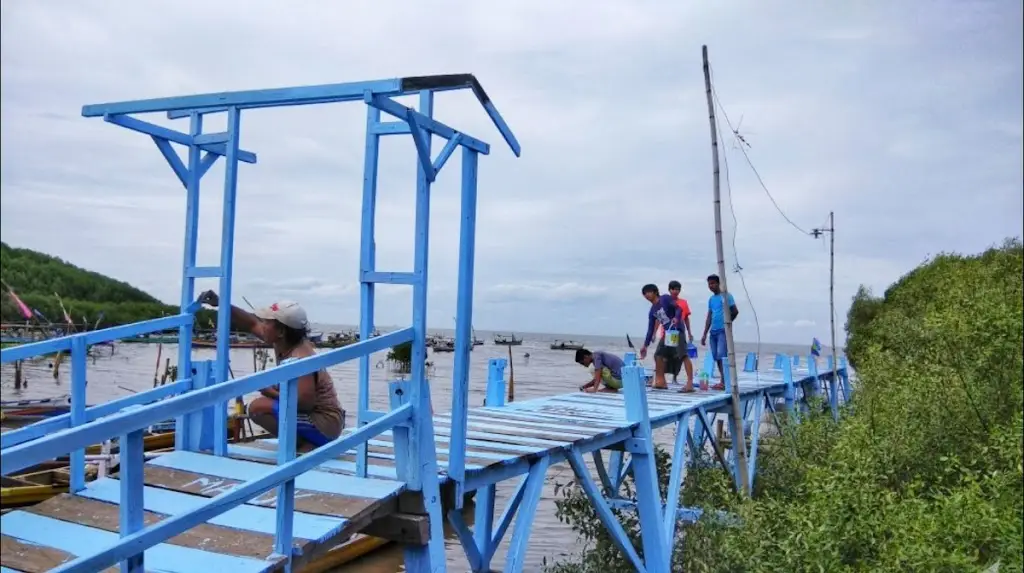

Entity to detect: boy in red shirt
[667,280,696,392]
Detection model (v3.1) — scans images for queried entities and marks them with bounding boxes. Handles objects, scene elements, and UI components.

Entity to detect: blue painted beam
[84,79,403,117]
[361,271,418,285]
[366,94,490,155]
[1,328,414,475]
[103,114,257,163]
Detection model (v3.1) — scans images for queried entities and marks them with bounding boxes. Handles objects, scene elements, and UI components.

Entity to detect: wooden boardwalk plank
[78,477,344,543]
[151,450,403,500]
[1,535,117,573]
[142,464,384,522]
[24,493,287,563]
[0,511,276,573]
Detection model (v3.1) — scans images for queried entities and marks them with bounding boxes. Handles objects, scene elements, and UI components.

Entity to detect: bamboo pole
[703,44,751,496]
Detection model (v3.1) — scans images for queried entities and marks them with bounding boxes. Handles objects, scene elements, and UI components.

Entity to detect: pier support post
[471,358,506,569]
[622,364,671,572]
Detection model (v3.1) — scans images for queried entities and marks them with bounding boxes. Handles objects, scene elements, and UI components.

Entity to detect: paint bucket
[664,329,679,348]
[687,343,698,359]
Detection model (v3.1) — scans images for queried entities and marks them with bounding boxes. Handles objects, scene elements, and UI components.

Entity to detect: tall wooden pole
[828,211,838,398]
[703,45,751,496]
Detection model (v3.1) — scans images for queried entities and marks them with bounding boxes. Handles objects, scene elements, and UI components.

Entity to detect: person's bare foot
[678,385,696,393]
[711,383,725,391]
[652,384,669,390]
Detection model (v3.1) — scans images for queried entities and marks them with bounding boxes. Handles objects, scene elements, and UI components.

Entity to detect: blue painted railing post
[175,111,203,452]
[119,427,145,572]
[274,365,299,570]
[624,351,637,365]
[743,352,757,372]
[184,361,215,452]
[69,336,88,493]
[356,103,382,479]
[782,354,795,413]
[449,146,480,491]
[772,353,784,370]
[621,364,670,573]
[807,355,820,399]
[405,89,446,572]
[473,358,506,567]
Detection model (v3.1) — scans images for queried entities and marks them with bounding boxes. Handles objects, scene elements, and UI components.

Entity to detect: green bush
[549,238,1023,573]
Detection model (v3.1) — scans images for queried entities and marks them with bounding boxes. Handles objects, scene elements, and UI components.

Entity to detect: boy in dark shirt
[639,283,681,390]
[575,348,625,393]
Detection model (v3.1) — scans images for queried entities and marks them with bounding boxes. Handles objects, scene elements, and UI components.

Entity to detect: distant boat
[472,326,484,346]
[493,333,522,346]
[550,339,585,351]
[431,339,456,353]
[192,333,270,349]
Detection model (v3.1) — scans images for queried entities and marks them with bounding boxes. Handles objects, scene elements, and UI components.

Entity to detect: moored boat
[550,339,585,351]
[494,332,523,346]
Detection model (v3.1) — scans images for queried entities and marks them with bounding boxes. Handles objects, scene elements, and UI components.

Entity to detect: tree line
[1,242,217,329]
[547,238,1022,572]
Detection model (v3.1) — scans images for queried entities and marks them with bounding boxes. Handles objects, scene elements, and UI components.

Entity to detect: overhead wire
[708,66,761,381]
[709,70,814,238]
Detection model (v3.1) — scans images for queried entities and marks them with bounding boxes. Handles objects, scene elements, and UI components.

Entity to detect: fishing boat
[472,326,484,346]
[550,339,585,351]
[191,332,270,349]
[431,338,456,353]
[493,332,523,346]
[120,333,181,344]
[318,331,359,348]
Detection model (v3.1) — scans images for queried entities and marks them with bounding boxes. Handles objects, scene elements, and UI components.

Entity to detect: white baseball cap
[254,300,308,330]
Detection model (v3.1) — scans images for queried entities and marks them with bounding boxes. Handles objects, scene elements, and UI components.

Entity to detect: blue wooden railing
[0,327,417,572]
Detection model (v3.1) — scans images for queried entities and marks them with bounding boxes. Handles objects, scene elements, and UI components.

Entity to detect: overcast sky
[1,1,1021,344]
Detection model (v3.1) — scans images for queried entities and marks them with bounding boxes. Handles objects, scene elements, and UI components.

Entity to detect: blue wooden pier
[0,74,849,573]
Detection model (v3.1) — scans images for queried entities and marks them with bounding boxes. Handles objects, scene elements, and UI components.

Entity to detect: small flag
[6,289,33,320]
[54,292,74,327]
[810,337,822,357]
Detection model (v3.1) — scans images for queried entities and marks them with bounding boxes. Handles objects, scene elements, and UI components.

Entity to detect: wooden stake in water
[507,344,515,403]
[703,44,751,496]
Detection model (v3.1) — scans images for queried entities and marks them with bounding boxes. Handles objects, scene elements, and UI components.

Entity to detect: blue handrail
[1,327,414,475]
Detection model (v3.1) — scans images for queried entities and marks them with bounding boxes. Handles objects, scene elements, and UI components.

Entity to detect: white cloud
[1,0,1021,344]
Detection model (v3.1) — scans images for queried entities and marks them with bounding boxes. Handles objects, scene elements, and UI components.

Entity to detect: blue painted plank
[227,444,399,480]
[149,451,403,500]
[0,511,274,573]
[1,567,25,573]
[434,415,596,440]
[79,477,346,542]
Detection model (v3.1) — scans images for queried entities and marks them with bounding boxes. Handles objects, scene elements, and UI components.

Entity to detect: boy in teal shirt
[700,274,739,390]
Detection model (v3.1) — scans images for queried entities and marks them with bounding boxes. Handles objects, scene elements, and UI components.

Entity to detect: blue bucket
[687,343,698,359]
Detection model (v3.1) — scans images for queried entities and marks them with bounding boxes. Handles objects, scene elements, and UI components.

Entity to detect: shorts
[600,367,622,390]
[267,399,345,447]
[709,329,728,361]
[655,340,677,360]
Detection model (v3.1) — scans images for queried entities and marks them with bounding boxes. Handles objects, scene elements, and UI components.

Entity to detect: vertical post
[621,364,670,573]
[119,428,145,572]
[175,112,203,451]
[185,361,214,452]
[450,146,479,487]
[69,336,88,492]
[275,369,299,566]
[782,353,795,413]
[474,358,506,563]
[623,351,637,365]
[357,104,382,479]
[405,89,446,571]
[828,211,839,419]
[702,44,750,496]
[215,106,242,388]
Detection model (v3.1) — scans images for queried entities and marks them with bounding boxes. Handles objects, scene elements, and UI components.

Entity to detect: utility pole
[702,45,751,496]
[812,212,839,413]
